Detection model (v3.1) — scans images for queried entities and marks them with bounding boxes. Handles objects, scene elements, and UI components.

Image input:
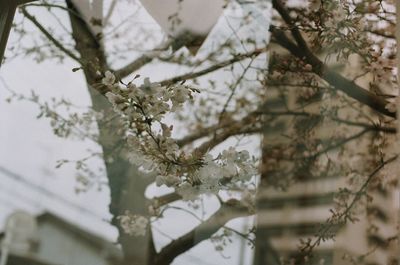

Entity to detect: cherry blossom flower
[117,211,148,237]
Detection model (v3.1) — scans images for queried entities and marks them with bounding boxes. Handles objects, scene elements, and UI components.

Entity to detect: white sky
[0,1,271,264]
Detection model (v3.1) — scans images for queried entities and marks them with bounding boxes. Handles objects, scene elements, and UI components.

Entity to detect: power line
[0,165,107,221]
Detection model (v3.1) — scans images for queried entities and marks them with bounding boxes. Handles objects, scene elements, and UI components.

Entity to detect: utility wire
[0,165,107,221]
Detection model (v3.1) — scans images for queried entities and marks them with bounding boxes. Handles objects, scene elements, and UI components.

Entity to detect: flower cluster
[306,0,371,62]
[210,228,234,253]
[103,71,199,171]
[102,71,257,201]
[385,96,400,113]
[174,148,257,201]
[117,211,149,237]
[103,73,192,124]
[240,188,256,213]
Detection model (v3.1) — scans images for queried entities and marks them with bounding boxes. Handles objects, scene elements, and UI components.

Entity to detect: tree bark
[65,1,155,264]
[0,0,38,64]
[0,1,18,65]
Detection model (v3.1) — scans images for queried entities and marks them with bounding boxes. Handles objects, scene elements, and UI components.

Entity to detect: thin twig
[21,7,81,64]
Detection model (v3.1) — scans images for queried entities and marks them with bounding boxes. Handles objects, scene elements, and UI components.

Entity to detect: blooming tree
[2,0,400,264]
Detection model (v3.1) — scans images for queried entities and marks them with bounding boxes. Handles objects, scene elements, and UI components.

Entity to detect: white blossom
[118,212,148,237]
[176,182,200,201]
[385,96,400,113]
[102,71,116,86]
[104,73,257,200]
[171,85,191,110]
[155,174,181,187]
[241,189,256,213]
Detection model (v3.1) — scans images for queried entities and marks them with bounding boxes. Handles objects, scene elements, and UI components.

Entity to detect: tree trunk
[65,1,155,264]
[0,1,17,64]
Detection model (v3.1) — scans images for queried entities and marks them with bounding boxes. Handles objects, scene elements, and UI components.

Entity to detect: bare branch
[366,29,395,39]
[159,47,267,86]
[195,125,261,155]
[176,123,221,147]
[178,109,395,157]
[21,7,82,64]
[177,113,257,147]
[115,53,157,78]
[255,110,397,134]
[114,39,184,79]
[154,199,251,265]
[22,2,82,18]
[103,0,118,26]
[150,192,182,207]
[298,156,398,261]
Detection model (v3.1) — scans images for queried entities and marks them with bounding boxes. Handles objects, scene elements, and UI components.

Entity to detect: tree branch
[177,104,396,154]
[115,53,157,78]
[114,39,185,79]
[22,2,82,18]
[154,199,251,265]
[195,126,261,156]
[176,123,221,147]
[270,0,395,119]
[255,110,396,134]
[194,113,262,155]
[298,156,398,262]
[159,47,267,86]
[21,7,82,64]
[177,112,258,147]
[366,29,395,39]
[116,36,266,81]
[150,192,182,207]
